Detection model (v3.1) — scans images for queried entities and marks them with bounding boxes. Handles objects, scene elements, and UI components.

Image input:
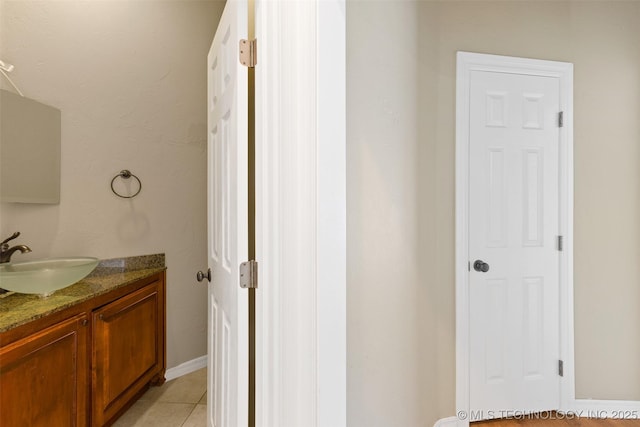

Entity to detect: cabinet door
[0,314,89,427]
[92,280,164,426]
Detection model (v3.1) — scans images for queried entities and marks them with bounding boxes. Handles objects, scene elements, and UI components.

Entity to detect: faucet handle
[1,232,21,246]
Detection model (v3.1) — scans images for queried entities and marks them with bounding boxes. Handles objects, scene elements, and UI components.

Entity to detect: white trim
[565,399,640,419]
[255,1,346,426]
[433,416,462,427]
[165,355,208,382]
[254,2,280,426]
[316,1,346,426]
[455,51,574,425]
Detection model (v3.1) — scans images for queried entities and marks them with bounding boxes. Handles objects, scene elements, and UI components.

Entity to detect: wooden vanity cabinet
[91,278,165,426]
[0,271,165,427]
[0,313,89,427]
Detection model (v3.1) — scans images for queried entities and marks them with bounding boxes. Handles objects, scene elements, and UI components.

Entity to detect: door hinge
[557,235,564,252]
[558,111,564,128]
[239,39,257,68]
[559,359,564,377]
[240,260,258,289]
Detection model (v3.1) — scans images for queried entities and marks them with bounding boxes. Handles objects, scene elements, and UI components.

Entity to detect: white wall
[0,0,225,369]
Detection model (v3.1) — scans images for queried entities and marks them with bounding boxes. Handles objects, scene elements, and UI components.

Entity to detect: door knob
[196,268,211,282]
[473,260,490,273]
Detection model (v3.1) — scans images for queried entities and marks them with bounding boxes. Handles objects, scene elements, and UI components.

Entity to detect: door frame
[254,0,346,426]
[455,51,574,426]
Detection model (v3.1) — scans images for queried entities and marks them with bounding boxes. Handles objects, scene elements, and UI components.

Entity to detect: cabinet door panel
[102,291,157,401]
[92,280,163,426]
[0,314,88,427]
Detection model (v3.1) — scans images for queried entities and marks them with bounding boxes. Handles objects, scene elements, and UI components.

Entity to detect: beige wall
[347,1,440,426]
[0,0,225,369]
[349,0,640,424]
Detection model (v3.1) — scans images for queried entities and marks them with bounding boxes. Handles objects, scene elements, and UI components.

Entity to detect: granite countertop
[0,254,166,333]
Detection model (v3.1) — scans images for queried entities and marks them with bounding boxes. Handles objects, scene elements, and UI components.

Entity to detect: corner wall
[418,0,640,406]
[348,1,640,425]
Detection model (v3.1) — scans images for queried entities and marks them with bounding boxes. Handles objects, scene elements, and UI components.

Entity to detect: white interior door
[207,1,248,426]
[468,70,561,419]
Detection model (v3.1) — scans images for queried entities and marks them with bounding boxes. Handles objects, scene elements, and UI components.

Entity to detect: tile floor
[113,368,207,427]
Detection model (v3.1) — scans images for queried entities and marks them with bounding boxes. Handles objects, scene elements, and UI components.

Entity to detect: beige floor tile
[112,400,194,427]
[198,391,207,405]
[181,405,207,427]
[140,368,207,404]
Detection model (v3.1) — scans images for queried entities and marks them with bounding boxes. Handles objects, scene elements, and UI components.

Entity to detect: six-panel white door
[207,1,248,426]
[469,70,561,419]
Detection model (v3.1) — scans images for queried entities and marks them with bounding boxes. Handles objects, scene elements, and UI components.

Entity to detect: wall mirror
[0,89,61,204]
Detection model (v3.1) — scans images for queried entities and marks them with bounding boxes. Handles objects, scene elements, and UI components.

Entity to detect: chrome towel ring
[111,170,142,199]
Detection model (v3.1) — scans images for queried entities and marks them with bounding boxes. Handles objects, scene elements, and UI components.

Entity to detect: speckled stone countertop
[0,254,165,333]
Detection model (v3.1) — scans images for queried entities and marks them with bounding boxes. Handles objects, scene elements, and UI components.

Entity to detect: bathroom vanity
[0,255,166,427]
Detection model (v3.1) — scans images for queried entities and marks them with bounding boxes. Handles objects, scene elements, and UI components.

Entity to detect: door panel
[207,1,248,426]
[469,70,561,417]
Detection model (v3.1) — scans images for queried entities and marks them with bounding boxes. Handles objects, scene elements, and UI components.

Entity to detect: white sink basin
[0,257,99,296]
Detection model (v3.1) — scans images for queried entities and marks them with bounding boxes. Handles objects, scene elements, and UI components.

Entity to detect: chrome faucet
[0,232,32,263]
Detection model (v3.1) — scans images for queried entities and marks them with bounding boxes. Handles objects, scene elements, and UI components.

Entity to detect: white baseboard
[164,355,207,382]
[566,399,640,419]
[434,416,461,427]
[436,399,640,427]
